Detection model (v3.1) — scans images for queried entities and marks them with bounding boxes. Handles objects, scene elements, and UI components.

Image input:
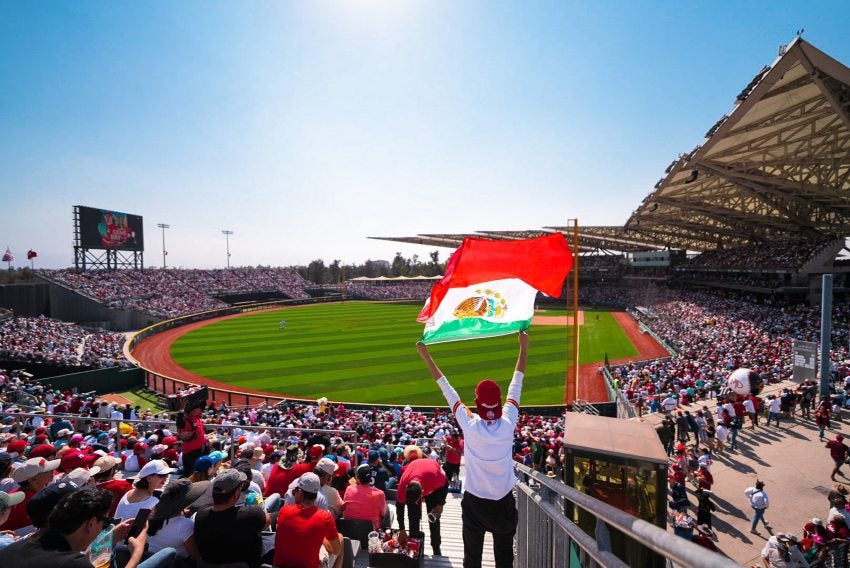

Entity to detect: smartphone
[125,508,151,544]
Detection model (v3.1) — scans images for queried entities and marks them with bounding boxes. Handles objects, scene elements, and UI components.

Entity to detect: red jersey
[273,504,338,568]
[396,458,447,504]
[264,462,312,498]
[0,489,35,531]
[99,478,133,516]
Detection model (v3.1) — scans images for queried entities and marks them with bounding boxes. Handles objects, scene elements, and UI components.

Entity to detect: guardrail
[513,463,740,568]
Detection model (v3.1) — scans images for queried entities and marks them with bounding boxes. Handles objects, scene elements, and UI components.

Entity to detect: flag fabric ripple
[417,233,573,344]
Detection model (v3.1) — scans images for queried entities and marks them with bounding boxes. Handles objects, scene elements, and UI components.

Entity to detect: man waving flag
[417,233,573,344]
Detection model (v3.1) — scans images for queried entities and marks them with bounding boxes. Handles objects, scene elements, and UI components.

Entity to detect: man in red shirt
[177,401,207,474]
[442,433,463,486]
[396,456,448,556]
[826,434,849,482]
[92,455,132,516]
[274,473,342,568]
[265,444,311,498]
[1,457,60,530]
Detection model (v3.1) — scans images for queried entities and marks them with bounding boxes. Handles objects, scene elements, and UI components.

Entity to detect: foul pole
[565,219,580,404]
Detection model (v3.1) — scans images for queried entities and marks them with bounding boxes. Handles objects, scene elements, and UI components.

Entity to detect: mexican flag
[417,233,573,344]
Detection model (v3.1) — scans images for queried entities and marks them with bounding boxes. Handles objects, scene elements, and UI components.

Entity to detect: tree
[306,259,326,284]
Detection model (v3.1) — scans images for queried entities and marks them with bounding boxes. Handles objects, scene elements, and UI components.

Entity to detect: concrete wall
[0,283,50,317]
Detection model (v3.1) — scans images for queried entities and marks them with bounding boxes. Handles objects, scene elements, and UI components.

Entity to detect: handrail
[513,463,740,568]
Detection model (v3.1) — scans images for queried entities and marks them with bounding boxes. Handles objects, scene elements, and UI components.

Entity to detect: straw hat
[403,445,425,461]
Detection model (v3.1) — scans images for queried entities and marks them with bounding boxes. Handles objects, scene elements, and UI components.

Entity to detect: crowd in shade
[38,268,311,319]
[680,236,839,270]
[0,316,128,369]
[345,282,433,301]
[613,289,850,399]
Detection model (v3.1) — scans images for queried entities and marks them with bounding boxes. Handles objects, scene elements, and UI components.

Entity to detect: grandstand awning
[371,37,850,254]
[347,275,442,283]
[625,37,850,251]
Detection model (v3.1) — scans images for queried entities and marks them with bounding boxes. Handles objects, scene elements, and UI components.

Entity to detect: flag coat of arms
[417,233,573,344]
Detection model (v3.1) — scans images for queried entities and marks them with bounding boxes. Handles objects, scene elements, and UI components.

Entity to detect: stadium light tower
[157,223,170,269]
[222,230,233,269]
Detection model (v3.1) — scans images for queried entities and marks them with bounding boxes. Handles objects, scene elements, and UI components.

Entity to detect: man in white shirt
[767,395,782,427]
[417,332,528,568]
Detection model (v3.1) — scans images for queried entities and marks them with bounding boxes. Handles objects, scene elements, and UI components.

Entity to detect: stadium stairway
[354,490,496,568]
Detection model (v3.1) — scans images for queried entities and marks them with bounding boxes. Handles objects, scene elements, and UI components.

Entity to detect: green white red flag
[417,233,573,344]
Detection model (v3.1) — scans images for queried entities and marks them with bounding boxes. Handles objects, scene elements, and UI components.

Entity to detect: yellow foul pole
[565,219,580,404]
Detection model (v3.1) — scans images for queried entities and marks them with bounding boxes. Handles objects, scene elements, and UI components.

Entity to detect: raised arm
[516,331,529,374]
[416,341,444,380]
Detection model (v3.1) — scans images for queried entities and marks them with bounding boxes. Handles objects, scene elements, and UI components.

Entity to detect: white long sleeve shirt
[437,371,523,501]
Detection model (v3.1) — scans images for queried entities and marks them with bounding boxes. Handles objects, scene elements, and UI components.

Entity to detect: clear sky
[2,1,849,269]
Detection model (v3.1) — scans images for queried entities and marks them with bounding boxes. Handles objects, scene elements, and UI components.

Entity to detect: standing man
[417,331,528,568]
[826,434,850,482]
[745,479,770,534]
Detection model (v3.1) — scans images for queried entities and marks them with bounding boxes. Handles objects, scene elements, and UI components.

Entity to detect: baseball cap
[93,455,120,473]
[475,380,503,421]
[368,450,380,463]
[212,469,247,493]
[0,490,25,510]
[356,463,372,484]
[308,444,325,459]
[28,444,56,460]
[27,480,80,528]
[57,466,101,486]
[296,472,321,494]
[194,455,215,473]
[314,457,337,476]
[6,439,27,457]
[138,459,173,479]
[12,457,61,483]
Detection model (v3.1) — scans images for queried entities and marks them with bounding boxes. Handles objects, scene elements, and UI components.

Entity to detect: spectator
[342,464,386,530]
[115,460,171,521]
[195,469,270,568]
[273,472,342,568]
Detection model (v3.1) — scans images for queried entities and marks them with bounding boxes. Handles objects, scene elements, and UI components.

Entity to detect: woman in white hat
[115,459,172,520]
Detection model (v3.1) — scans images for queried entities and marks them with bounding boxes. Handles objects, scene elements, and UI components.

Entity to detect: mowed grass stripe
[173,330,569,371]
[170,302,637,405]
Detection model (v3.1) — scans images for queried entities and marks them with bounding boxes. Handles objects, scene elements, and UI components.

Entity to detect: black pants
[402,481,448,554]
[182,447,205,475]
[461,491,517,568]
[443,462,460,482]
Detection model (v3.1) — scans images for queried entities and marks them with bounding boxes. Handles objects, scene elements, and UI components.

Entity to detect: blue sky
[2,1,849,269]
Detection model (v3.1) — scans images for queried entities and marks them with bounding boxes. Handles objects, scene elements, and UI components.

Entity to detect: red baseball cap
[475,380,503,421]
[6,439,27,456]
[309,444,325,459]
[28,444,56,459]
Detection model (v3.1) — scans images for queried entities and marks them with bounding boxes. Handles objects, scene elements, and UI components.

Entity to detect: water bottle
[368,531,381,554]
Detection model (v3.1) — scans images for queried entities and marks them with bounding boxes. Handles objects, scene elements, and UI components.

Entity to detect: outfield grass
[169,302,637,406]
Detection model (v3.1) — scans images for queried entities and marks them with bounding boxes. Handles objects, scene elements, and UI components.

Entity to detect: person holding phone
[0,485,176,568]
[416,331,528,568]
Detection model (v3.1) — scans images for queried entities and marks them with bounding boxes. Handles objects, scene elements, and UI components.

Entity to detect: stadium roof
[373,37,850,254]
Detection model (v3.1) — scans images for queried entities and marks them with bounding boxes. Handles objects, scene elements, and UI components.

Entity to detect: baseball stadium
[2,34,850,568]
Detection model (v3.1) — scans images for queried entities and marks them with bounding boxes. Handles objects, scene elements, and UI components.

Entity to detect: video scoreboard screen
[78,206,144,251]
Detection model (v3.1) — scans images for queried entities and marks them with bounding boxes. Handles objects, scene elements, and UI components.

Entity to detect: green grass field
[169,302,637,406]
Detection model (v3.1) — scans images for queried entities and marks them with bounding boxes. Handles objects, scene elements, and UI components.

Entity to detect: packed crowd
[39,268,311,319]
[345,283,432,301]
[681,236,838,271]
[0,316,128,369]
[0,374,568,568]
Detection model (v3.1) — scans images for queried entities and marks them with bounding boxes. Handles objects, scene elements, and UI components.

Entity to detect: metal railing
[513,463,740,568]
